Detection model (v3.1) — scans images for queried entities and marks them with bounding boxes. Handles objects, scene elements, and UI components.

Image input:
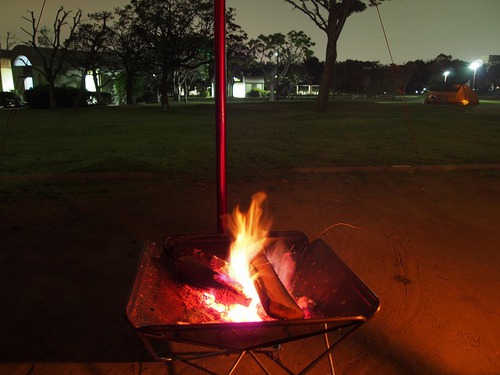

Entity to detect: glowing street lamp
[443,70,450,82]
[469,59,483,90]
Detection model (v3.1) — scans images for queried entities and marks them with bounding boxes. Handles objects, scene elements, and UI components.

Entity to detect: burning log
[175,255,217,287]
[175,255,251,307]
[210,255,231,276]
[250,252,305,320]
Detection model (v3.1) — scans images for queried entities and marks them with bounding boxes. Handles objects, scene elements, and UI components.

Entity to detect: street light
[443,70,450,82]
[469,59,483,90]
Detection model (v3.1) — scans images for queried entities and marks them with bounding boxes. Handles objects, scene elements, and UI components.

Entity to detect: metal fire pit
[126,231,380,374]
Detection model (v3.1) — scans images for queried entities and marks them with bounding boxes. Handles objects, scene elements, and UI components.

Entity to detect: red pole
[215,0,227,234]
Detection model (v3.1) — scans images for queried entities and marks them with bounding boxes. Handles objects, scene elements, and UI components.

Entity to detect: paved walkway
[295,163,500,173]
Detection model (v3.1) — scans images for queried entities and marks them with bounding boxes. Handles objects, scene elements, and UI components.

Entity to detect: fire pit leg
[248,350,274,375]
[323,323,336,375]
[138,332,174,362]
[227,349,275,375]
[226,351,246,375]
[298,324,361,374]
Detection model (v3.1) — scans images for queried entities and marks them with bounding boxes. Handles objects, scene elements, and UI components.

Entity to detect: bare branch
[21,6,82,109]
[284,0,328,32]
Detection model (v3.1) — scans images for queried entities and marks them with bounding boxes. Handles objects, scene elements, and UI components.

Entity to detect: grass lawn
[0,97,499,181]
[1,98,499,374]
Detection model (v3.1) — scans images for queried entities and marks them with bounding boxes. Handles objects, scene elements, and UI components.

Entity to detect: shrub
[198,89,210,98]
[246,88,263,97]
[0,92,23,108]
[25,86,49,108]
[25,85,93,109]
[88,92,113,105]
[100,92,113,105]
[136,91,158,104]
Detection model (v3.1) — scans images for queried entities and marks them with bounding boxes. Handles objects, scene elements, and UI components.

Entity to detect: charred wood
[250,253,304,320]
[175,255,250,307]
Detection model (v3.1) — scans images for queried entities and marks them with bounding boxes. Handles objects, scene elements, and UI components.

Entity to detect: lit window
[14,56,32,66]
[24,77,34,90]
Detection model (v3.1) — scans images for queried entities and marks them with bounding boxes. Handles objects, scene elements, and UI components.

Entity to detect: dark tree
[22,7,82,109]
[284,0,383,112]
[131,0,213,111]
[335,59,382,95]
[280,62,313,97]
[399,59,430,93]
[109,5,151,105]
[249,31,314,101]
[396,61,423,94]
[70,11,115,108]
[225,7,252,97]
[172,65,209,102]
[426,54,469,88]
[304,56,324,84]
[485,62,500,96]
[170,7,250,101]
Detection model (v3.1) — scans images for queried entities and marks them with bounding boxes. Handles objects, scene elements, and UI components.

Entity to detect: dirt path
[1,170,499,374]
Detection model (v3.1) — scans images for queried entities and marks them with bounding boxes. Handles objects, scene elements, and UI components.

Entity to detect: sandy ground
[1,169,499,374]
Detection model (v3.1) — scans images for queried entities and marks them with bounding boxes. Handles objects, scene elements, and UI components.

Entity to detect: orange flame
[204,192,272,322]
[228,192,271,321]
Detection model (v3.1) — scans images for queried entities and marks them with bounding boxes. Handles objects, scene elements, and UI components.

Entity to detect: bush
[100,92,113,105]
[198,89,210,98]
[25,86,49,108]
[246,88,263,97]
[0,92,23,108]
[136,91,158,104]
[25,85,93,109]
[88,91,113,105]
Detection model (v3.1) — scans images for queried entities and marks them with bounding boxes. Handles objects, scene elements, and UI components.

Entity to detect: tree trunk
[92,71,103,105]
[125,72,135,105]
[161,89,170,111]
[276,77,280,101]
[73,69,86,110]
[317,33,337,113]
[159,72,170,111]
[183,81,188,103]
[48,80,57,110]
[173,74,180,102]
[269,80,275,101]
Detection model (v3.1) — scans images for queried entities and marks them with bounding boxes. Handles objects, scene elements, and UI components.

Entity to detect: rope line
[374,2,422,162]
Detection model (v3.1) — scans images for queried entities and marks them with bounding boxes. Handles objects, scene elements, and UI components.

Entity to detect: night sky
[1,0,499,64]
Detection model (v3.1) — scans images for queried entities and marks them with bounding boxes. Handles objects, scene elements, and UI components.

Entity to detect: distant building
[296,84,320,96]
[232,76,265,98]
[0,44,107,99]
[0,49,15,92]
[487,55,500,66]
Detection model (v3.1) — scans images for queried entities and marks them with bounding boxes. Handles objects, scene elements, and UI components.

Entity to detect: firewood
[210,255,231,276]
[211,286,250,307]
[250,252,304,320]
[175,255,250,307]
[175,255,220,288]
